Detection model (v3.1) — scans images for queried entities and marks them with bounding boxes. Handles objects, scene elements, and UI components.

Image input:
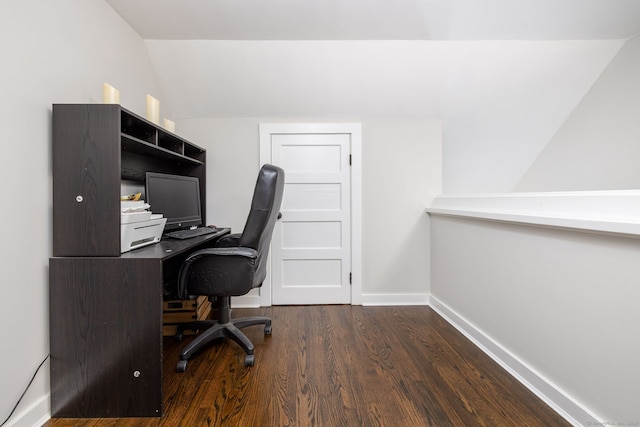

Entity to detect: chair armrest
[187,246,257,260]
[214,233,242,248]
[177,247,259,298]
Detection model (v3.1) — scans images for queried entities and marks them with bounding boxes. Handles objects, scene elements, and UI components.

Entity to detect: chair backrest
[239,164,285,287]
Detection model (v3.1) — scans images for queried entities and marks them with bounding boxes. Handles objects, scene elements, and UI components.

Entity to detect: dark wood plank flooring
[45,306,570,426]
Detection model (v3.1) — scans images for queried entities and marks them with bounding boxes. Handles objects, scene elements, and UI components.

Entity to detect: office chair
[175,164,285,371]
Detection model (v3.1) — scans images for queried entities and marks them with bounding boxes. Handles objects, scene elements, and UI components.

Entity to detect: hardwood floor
[45,306,570,426]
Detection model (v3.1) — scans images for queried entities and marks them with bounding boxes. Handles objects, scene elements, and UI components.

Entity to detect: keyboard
[164,227,218,240]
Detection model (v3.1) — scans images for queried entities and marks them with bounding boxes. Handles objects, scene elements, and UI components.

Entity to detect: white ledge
[426,190,640,238]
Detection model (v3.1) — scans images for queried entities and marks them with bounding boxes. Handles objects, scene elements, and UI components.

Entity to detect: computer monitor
[145,172,202,231]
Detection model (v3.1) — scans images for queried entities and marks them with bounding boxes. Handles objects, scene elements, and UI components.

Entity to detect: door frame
[259,123,362,306]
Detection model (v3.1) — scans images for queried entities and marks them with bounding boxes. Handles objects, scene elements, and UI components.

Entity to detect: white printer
[120,201,166,253]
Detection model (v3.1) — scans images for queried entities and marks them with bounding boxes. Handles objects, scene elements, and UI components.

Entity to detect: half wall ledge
[426,190,640,239]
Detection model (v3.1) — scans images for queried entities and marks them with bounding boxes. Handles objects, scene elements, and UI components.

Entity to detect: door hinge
[349,272,352,284]
[349,154,352,165]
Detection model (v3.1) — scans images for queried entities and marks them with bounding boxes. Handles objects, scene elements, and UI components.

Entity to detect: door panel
[282,183,342,210]
[270,132,351,304]
[282,259,343,288]
[282,221,342,248]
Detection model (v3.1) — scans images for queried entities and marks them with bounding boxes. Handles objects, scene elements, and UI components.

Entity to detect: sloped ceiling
[103,0,640,120]
[106,0,640,40]
[105,0,640,192]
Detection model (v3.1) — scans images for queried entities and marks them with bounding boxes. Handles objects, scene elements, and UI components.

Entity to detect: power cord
[0,354,50,427]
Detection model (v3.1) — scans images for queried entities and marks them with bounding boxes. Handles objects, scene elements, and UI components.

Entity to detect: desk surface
[120,228,231,260]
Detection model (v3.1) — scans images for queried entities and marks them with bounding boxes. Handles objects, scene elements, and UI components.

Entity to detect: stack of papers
[121,200,153,224]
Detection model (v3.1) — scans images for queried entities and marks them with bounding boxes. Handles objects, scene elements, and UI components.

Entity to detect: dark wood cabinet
[49,257,164,417]
[49,104,216,418]
[52,104,206,257]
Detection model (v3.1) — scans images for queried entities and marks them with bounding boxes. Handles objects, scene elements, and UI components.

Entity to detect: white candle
[146,95,160,124]
[163,119,175,133]
[102,83,120,104]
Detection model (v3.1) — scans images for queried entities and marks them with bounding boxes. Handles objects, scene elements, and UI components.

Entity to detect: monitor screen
[145,172,202,231]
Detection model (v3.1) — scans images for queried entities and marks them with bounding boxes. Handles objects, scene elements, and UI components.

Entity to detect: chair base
[176,315,271,371]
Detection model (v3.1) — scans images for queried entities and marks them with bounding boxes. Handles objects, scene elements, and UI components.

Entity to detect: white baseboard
[233,293,430,307]
[428,295,600,427]
[4,393,50,427]
[231,294,262,308]
[361,293,429,306]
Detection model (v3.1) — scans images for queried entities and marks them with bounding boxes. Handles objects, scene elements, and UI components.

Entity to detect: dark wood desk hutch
[49,104,221,418]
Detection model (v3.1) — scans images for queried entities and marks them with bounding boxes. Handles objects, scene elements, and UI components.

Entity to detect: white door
[260,124,362,305]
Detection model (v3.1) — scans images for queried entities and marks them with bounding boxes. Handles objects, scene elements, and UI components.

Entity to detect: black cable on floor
[0,354,50,427]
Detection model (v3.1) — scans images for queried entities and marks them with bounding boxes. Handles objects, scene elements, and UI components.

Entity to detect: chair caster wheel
[176,360,188,372]
[175,331,183,342]
[264,325,272,335]
[244,354,255,366]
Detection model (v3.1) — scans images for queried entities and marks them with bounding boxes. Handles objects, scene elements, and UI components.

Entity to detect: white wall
[430,214,640,424]
[361,119,441,302]
[176,118,263,232]
[515,34,640,191]
[0,1,165,425]
[176,117,442,304]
